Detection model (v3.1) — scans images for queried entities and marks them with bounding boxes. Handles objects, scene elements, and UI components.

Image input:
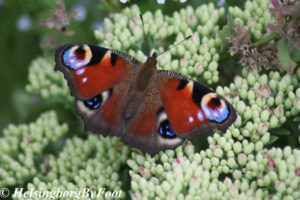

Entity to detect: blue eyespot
[63,47,89,69]
[202,104,229,123]
[158,120,176,138]
[84,94,102,109]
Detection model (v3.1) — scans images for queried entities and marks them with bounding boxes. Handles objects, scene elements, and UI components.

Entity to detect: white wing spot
[76,68,85,75]
[82,77,87,83]
[197,111,204,122]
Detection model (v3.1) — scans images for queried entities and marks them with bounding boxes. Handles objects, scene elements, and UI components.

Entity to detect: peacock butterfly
[55,39,237,156]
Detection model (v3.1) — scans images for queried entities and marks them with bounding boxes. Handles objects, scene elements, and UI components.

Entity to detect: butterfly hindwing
[75,80,131,136]
[123,83,184,156]
[55,44,140,137]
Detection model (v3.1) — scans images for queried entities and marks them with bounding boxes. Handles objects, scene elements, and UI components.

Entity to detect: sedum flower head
[0,111,68,188]
[95,4,225,84]
[229,0,275,39]
[128,143,300,199]
[26,135,129,199]
[26,57,73,102]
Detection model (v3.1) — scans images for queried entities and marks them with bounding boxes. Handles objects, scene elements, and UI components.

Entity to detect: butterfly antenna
[140,13,150,55]
[157,35,192,57]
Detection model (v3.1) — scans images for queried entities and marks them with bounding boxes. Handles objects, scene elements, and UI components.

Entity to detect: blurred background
[0,0,239,130]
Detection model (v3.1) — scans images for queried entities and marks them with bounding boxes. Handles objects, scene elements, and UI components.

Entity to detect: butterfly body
[55,44,237,156]
[122,54,158,119]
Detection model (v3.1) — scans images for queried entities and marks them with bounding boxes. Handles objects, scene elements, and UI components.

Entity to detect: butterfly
[55,43,237,156]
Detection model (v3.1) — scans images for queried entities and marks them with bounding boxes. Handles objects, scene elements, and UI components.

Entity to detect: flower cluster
[228,23,279,71]
[26,57,73,102]
[39,0,77,32]
[25,135,129,199]
[229,0,275,40]
[229,0,300,74]
[219,68,300,132]
[0,111,68,188]
[95,4,225,84]
[128,144,300,199]
[268,0,300,46]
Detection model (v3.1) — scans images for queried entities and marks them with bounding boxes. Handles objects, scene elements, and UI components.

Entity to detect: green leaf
[291,45,300,62]
[277,40,297,74]
[293,116,300,122]
[270,127,291,135]
[219,15,235,48]
[287,119,300,137]
[265,136,279,146]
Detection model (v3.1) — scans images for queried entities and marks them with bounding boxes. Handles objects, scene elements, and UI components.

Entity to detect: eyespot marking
[84,94,102,109]
[157,108,176,138]
[192,82,213,107]
[62,45,92,70]
[83,89,112,110]
[75,47,86,60]
[158,120,176,138]
[201,93,229,123]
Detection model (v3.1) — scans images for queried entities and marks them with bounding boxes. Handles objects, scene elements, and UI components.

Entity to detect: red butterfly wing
[55,44,140,136]
[123,87,184,156]
[123,70,236,156]
[157,70,237,139]
[55,44,139,99]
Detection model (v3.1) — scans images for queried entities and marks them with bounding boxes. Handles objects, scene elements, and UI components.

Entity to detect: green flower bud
[236,101,246,115]
[247,73,256,86]
[269,116,279,129]
[275,181,286,193]
[211,157,219,166]
[258,122,268,134]
[267,97,274,107]
[278,80,287,92]
[247,90,256,101]
[228,158,237,168]
[272,71,280,80]
[255,141,264,152]
[294,98,300,111]
[203,158,212,170]
[285,98,293,109]
[233,142,242,154]
[238,153,247,165]
[296,88,300,98]
[261,132,270,144]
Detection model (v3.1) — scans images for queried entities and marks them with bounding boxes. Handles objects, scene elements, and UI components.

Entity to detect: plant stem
[254,32,281,46]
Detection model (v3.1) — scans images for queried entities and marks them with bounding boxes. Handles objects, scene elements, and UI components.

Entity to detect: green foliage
[277,40,297,74]
[1,0,300,199]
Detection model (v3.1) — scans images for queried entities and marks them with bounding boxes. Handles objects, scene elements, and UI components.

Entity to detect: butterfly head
[145,51,157,68]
